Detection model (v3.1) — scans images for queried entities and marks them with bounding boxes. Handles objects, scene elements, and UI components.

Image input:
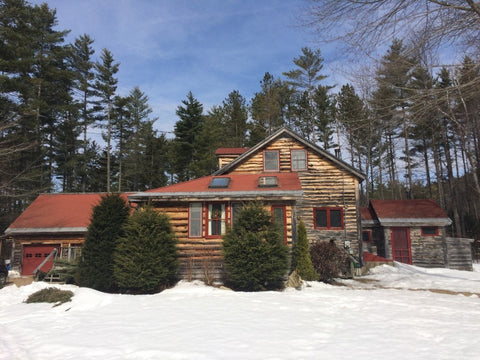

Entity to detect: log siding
[227,136,361,254]
[152,201,295,281]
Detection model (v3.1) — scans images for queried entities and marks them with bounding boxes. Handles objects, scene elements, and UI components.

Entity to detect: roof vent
[258,176,278,187]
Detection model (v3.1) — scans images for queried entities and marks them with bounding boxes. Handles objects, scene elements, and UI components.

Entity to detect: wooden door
[391,228,412,264]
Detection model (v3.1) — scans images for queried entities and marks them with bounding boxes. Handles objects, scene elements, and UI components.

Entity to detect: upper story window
[314,207,344,230]
[264,150,279,171]
[291,149,307,171]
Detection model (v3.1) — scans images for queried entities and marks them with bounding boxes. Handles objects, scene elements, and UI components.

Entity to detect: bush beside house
[310,241,350,283]
[77,194,130,292]
[222,203,289,291]
[291,220,319,281]
[114,207,178,294]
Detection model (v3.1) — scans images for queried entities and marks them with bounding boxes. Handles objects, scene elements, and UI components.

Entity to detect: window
[189,203,202,237]
[231,203,243,224]
[264,150,279,171]
[362,230,372,242]
[314,207,344,229]
[258,176,278,187]
[421,226,438,236]
[272,205,287,244]
[207,203,227,237]
[291,149,307,171]
[209,177,230,188]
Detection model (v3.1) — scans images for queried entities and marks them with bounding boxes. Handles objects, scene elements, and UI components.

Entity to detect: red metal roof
[145,173,302,193]
[361,207,375,221]
[215,147,249,155]
[6,193,131,232]
[369,199,448,219]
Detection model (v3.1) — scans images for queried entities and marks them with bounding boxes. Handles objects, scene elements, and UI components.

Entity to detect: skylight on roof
[209,177,231,188]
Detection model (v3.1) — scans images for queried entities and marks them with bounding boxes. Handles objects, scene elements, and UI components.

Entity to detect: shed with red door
[361,199,473,271]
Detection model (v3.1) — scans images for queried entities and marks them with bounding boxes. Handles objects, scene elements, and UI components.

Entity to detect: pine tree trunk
[442,120,462,237]
[107,101,111,193]
[402,109,412,194]
[432,135,446,209]
[422,135,432,198]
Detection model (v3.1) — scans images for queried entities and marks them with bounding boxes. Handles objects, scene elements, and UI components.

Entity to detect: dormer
[215,147,249,168]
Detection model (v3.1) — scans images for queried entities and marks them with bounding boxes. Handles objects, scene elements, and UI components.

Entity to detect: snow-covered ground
[1,263,479,360]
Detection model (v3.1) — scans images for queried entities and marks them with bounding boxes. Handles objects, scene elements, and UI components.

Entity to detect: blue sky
[31,0,346,135]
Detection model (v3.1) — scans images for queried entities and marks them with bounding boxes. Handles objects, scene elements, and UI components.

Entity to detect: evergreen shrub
[77,194,130,292]
[291,220,319,281]
[310,241,350,283]
[114,207,178,294]
[222,202,288,291]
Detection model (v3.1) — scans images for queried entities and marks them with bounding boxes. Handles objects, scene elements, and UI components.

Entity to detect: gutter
[5,227,88,235]
[129,190,304,202]
[377,218,452,227]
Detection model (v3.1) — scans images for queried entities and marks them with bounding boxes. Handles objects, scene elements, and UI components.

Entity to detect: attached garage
[3,193,131,275]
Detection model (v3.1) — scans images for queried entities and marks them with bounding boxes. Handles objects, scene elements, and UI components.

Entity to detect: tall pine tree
[173,91,204,182]
[69,34,96,192]
[283,47,329,143]
[77,194,129,292]
[94,48,119,193]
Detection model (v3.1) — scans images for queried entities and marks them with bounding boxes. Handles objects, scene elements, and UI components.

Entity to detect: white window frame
[291,149,307,171]
[264,150,279,171]
[189,203,202,237]
[207,203,227,237]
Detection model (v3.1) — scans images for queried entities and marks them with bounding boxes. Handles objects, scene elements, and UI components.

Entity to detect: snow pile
[342,262,480,293]
[1,263,479,360]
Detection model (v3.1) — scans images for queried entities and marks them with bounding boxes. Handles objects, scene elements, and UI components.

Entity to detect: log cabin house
[129,127,366,280]
[3,128,366,279]
[3,128,474,280]
[361,199,474,271]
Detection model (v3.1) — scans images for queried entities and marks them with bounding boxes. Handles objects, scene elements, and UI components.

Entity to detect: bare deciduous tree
[303,0,480,56]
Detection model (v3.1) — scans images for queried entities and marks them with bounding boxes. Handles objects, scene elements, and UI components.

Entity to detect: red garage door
[22,245,59,275]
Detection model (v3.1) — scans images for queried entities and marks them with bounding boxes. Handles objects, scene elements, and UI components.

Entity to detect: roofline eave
[129,190,303,202]
[377,218,452,226]
[213,127,366,181]
[5,227,88,235]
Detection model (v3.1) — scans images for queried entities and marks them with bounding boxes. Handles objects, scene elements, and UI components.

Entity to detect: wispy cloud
[30,0,335,133]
